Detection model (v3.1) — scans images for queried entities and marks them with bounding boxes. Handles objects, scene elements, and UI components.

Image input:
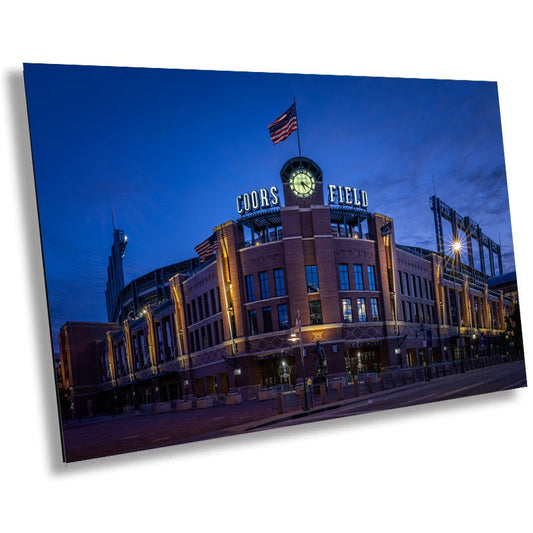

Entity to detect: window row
[341,297,380,323]
[186,287,221,325]
[248,304,290,335]
[401,300,436,324]
[399,271,433,300]
[189,319,225,352]
[338,263,377,291]
[245,268,286,302]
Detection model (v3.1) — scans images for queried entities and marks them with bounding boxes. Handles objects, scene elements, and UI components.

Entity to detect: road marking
[122,435,140,440]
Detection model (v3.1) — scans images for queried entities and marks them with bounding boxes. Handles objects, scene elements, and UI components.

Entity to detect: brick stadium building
[58,156,518,417]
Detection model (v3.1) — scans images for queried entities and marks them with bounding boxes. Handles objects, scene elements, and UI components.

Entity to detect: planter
[258,389,274,401]
[176,400,193,411]
[225,393,242,405]
[155,402,172,413]
[197,396,214,409]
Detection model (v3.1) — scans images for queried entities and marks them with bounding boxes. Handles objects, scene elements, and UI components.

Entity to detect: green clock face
[289,169,316,198]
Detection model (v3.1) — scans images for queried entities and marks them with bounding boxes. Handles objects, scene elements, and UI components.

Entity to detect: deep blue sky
[24,64,514,350]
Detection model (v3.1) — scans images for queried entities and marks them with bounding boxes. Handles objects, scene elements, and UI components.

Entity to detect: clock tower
[279,156,341,327]
[280,156,324,208]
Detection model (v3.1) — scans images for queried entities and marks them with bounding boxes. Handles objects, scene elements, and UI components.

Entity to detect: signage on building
[236,186,280,215]
[327,185,368,208]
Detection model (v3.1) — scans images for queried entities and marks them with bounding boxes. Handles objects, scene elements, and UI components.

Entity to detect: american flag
[194,234,217,263]
[268,103,298,145]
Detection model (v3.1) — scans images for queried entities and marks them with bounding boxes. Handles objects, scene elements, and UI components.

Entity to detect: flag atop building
[194,234,217,263]
[268,103,298,145]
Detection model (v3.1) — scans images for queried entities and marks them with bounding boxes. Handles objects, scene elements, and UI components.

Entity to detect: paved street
[62,360,527,462]
[251,360,528,430]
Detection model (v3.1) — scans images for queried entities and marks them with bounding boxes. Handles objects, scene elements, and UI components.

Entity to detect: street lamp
[289,310,309,411]
[452,240,465,373]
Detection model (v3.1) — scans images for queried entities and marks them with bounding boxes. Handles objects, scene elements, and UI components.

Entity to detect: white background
[1,2,532,531]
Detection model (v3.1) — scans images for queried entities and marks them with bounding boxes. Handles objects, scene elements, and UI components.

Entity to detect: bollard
[366,376,373,394]
[320,384,327,404]
[276,391,284,414]
[379,374,385,391]
[353,379,359,397]
[335,380,343,401]
[296,388,305,410]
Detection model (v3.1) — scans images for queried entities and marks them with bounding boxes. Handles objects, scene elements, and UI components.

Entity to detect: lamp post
[452,240,465,373]
[289,310,309,411]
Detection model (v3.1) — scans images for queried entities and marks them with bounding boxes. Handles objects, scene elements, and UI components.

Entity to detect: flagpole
[294,97,302,158]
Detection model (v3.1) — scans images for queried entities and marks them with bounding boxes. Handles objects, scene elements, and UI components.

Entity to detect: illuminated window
[274,268,286,296]
[278,304,289,329]
[262,307,273,332]
[342,298,353,323]
[245,274,255,302]
[367,265,377,291]
[248,309,258,335]
[354,264,364,290]
[338,264,350,290]
[370,298,380,321]
[309,300,323,325]
[259,271,270,299]
[306,265,319,293]
[357,298,367,322]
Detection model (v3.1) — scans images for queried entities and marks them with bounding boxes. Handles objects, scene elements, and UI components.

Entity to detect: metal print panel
[23,64,527,462]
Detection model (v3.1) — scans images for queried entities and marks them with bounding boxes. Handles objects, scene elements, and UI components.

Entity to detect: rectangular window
[309,300,323,325]
[357,298,367,322]
[399,271,404,295]
[411,275,417,298]
[338,264,350,290]
[354,264,364,290]
[210,288,217,315]
[191,300,198,323]
[213,321,220,345]
[194,330,200,351]
[198,296,204,321]
[370,298,380,321]
[259,271,270,299]
[216,287,221,312]
[201,326,207,349]
[262,307,273,333]
[403,272,410,296]
[204,293,210,317]
[274,268,286,296]
[305,265,320,293]
[206,323,212,347]
[245,274,255,302]
[248,309,258,336]
[341,298,353,323]
[277,304,289,330]
[367,265,377,291]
